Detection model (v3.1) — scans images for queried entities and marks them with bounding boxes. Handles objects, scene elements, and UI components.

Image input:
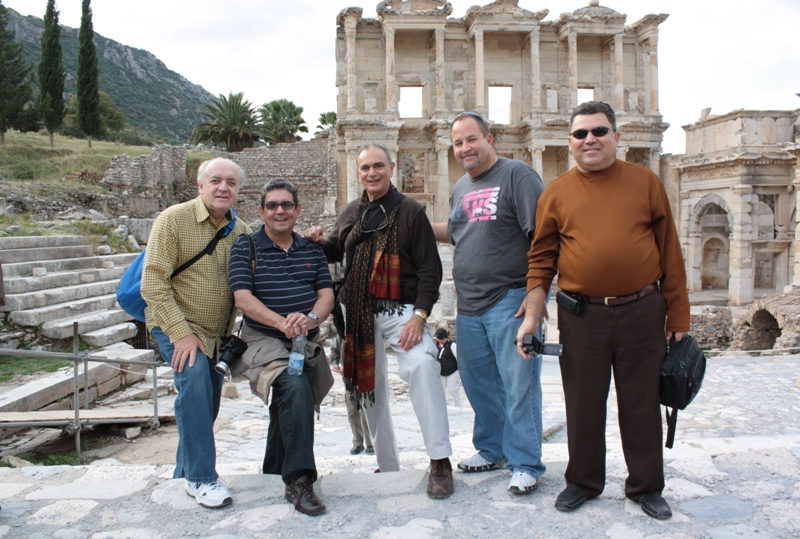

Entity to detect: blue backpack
[116,211,238,322]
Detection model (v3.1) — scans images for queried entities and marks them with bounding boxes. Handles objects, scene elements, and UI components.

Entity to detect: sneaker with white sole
[508,470,537,494]
[185,478,232,508]
[457,452,504,473]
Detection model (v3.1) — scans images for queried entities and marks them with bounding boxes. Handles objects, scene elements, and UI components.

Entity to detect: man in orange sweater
[517,101,689,520]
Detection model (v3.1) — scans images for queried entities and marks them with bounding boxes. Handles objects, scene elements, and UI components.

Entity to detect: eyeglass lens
[264,201,296,211]
[570,126,613,139]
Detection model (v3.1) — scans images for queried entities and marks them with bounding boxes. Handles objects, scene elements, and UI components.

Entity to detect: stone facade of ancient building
[334,0,668,222]
[672,109,800,306]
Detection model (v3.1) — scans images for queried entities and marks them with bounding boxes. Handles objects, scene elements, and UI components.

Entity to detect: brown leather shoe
[427,458,454,499]
[285,476,326,516]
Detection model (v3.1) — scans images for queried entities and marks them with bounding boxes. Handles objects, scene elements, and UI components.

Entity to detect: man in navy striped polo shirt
[229,179,334,516]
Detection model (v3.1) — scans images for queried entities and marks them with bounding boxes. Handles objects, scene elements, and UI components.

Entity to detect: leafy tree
[38,0,65,148]
[0,0,34,145]
[259,98,308,144]
[76,0,100,147]
[316,111,337,132]
[61,91,125,139]
[189,92,260,152]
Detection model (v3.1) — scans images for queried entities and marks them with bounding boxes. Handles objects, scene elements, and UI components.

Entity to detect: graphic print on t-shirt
[462,187,499,222]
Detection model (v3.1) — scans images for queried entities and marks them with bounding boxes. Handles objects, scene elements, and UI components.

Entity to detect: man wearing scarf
[305,143,453,499]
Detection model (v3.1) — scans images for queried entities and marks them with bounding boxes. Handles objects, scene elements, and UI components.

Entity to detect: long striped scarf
[343,187,403,405]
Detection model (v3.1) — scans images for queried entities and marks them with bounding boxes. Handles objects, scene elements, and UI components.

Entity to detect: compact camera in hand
[521,334,563,357]
[214,335,248,375]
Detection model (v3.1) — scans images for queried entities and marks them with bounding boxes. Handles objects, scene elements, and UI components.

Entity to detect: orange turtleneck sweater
[526,159,690,332]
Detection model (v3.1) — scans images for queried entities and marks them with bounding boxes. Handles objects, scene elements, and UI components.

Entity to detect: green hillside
[7,7,214,143]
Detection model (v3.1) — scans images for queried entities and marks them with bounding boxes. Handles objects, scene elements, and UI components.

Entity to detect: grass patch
[0,355,72,384]
[0,130,152,183]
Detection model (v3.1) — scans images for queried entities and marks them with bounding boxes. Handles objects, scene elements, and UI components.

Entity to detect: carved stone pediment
[336,7,364,26]
[464,0,547,23]
[377,0,453,17]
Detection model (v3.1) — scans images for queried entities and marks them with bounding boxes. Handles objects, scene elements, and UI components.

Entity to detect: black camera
[215,335,248,375]
[521,334,563,357]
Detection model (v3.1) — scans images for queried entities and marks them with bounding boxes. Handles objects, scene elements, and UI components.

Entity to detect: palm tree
[316,111,337,131]
[189,92,260,151]
[259,99,308,144]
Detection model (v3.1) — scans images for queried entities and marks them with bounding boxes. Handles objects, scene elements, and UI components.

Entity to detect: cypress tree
[38,0,65,148]
[0,0,34,146]
[77,0,100,148]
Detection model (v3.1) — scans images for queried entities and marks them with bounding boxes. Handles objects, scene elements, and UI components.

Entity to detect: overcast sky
[4,0,799,154]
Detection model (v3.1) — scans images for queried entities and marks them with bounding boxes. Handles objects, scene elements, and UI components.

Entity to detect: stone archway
[701,236,729,290]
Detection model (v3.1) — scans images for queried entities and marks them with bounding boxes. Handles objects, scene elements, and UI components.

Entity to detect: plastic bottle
[288,334,306,376]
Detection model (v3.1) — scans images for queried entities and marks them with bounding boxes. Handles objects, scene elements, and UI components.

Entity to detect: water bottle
[288,334,306,376]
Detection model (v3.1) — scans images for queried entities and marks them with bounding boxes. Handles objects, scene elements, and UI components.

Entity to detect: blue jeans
[263,368,318,484]
[457,287,546,478]
[151,326,224,483]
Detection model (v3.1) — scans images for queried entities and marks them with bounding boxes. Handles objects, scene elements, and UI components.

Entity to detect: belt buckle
[604,296,617,306]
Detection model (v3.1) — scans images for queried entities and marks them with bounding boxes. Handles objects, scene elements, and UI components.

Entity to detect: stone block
[32,267,47,277]
[102,261,115,269]
[121,364,148,386]
[124,426,142,439]
[97,375,123,396]
[221,382,239,399]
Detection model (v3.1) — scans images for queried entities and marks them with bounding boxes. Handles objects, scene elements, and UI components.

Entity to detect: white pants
[441,371,463,408]
[343,304,452,472]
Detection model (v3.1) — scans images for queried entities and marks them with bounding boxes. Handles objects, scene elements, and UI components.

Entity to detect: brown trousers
[557,291,666,500]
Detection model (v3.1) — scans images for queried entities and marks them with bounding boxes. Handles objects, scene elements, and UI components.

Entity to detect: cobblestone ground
[1,346,799,538]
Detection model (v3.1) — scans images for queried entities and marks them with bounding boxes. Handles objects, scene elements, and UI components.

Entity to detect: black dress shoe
[285,476,326,516]
[555,486,589,512]
[365,445,375,455]
[637,491,672,520]
[350,444,364,455]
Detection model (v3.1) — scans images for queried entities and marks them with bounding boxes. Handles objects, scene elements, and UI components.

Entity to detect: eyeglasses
[263,201,297,211]
[360,204,390,234]
[569,126,615,139]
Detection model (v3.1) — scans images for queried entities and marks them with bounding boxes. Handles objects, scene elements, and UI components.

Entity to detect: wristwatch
[307,312,320,327]
[413,310,428,321]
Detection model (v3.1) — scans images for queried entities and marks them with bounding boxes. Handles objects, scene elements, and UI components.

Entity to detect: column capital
[384,26,395,38]
[474,28,484,41]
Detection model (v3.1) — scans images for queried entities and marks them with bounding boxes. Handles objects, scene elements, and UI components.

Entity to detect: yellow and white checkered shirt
[141,196,251,356]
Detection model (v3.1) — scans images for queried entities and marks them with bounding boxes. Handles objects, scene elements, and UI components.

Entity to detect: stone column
[687,232,703,292]
[729,186,754,305]
[434,28,446,115]
[613,33,625,112]
[346,148,360,202]
[385,27,397,113]
[529,145,545,177]
[792,153,800,286]
[648,148,661,175]
[649,35,659,113]
[567,149,576,171]
[474,29,486,114]
[616,145,628,161]
[530,27,541,112]
[345,18,358,112]
[435,140,451,223]
[389,148,399,188]
[567,31,578,109]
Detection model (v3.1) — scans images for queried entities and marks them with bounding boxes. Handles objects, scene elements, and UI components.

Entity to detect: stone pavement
[1,341,800,538]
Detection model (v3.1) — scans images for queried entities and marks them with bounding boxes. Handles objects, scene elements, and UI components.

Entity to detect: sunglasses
[360,204,390,234]
[263,201,297,211]
[570,126,615,139]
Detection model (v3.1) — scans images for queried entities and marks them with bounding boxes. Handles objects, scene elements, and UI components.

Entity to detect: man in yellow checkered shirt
[142,157,250,509]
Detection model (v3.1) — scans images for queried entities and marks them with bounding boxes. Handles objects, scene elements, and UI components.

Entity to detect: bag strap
[170,225,228,279]
[664,407,677,449]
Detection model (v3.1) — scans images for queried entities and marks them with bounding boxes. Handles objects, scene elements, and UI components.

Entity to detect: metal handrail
[0,323,162,458]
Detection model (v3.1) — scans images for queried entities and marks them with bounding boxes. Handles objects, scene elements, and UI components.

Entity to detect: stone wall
[689,307,732,350]
[731,288,800,354]
[213,132,339,229]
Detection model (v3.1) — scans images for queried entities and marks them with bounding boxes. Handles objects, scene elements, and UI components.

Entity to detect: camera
[214,335,248,375]
[521,334,563,357]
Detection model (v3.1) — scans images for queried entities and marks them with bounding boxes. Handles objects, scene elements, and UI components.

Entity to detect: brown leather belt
[585,283,659,307]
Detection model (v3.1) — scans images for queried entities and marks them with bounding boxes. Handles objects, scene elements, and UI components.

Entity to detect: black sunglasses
[263,201,297,211]
[570,126,615,139]
[360,204,390,234]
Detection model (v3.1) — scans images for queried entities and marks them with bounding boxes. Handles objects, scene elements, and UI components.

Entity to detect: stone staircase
[1,235,141,349]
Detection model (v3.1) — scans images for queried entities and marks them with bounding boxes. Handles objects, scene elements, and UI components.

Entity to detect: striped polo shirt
[229,226,332,340]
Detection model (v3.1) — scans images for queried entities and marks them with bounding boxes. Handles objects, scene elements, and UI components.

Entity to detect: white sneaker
[457,453,504,473]
[185,478,232,508]
[508,469,537,494]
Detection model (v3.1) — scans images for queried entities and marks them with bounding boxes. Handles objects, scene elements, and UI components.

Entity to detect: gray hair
[197,157,247,188]
[261,178,299,206]
[569,101,617,131]
[356,143,393,166]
